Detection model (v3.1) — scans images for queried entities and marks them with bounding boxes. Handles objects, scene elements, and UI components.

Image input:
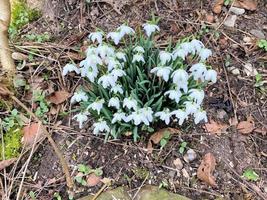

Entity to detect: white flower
[93,120,110,135]
[80,65,98,82]
[180,42,195,54]
[184,101,200,115]
[87,99,105,115]
[189,89,205,105]
[171,109,188,125]
[98,74,116,88]
[86,47,97,56]
[142,23,160,37]
[108,97,120,110]
[150,66,172,82]
[123,97,138,110]
[112,111,127,123]
[107,32,122,45]
[111,68,126,79]
[159,51,172,64]
[116,52,126,62]
[133,46,145,54]
[194,110,208,124]
[73,112,89,129]
[189,63,207,82]
[205,69,217,83]
[132,54,145,63]
[199,48,212,61]
[155,109,172,125]
[172,48,187,60]
[70,91,88,104]
[106,57,122,71]
[127,110,147,125]
[172,69,189,92]
[117,24,135,37]
[141,107,153,123]
[62,64,80,76]
[111,84,124,94]
[88,32,104,44]
[164,89,182,103]
[190,39,204,53]
[96,45,115,59]
[80,55,103,68]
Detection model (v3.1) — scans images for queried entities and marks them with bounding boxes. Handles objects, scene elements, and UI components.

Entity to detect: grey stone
[229,7,245,15]
[227,66,240,75]
[250,29,265,39]
[183,149,197,163]
[224,15,237,27]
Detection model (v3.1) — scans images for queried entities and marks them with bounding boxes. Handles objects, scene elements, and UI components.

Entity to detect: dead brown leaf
[204,120,228,135]
[197,153,216,187]
[147,128,180,153]
[87,173,101,187]
[22,122,44,146]
[0,158,16,171]
[254,127,267,136]
[212,0,224,14]
[237,116,255,134]
[46,90,70,105]
[234,0,257,11]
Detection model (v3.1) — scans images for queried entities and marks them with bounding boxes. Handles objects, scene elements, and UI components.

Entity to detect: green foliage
[159,179,169,189]
[25,32,51,43]
[9,0,40,38]
[75,164,103,186]
[224,0,232,6]
[242,169,259,181]
[257,39,267,51]
[29,191,36,200]
[179,141,187,154]
[2,109,23,131]
[53,192,62,200]
[160,131,171,149]
[33,90,49,119]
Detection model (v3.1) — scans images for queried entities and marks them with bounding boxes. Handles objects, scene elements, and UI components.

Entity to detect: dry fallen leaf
[197,153,216,187]
[46,90,70,105]
[147,128,180,153]
[254,127,267,136]
[87,173,101,187]
[0,158,17,171]
[212,0,224,14]
[237,116,255,134]
[204,120,228,135]
[22,122,44,146]
[234,0,257,11]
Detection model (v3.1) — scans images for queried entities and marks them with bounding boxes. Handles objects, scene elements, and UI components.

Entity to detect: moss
[0,128,22,160]
[9,0,41,38]
[132,167,150,179]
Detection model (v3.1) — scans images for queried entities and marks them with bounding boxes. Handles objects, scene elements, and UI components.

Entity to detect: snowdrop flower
[116,52,126,62]
[142,23,160,37]
[70,91,88,104]
[194,110,208,124]
[184,101,200,115]
[180,42,195,55]
[205,69,217,83]
[164,89,182,103]
[133,46,145,54]
[96,45,115,59]
[127,110,147,125]
[86,47,97,56]
[80,55,103,68]
[155,109,172,125]
[123,97,138,110]
[132,54,145,63]
[199,48,212,61]
[111,84,124,94]
[190,39,204,53]
[108,97,120,110]
[112,111,127,124]
[111,68,126,79]
[73,112,89,129]
[88,32,104,44]
[140,107,153,124]
[150,66,172,82]
[62,64,80,76]
[117,24,135,37]
[93,120,110,135]
[189,89,205,105]
[98,74,116,88]
[172,48,187,60]
[107,32,122,45]
[80,65,98,82]
[189,63,207,82]
[171,109,188,125]
[106,57,122,71]
[172,69,189,92]
[159,51,172,64]
[87,99,105,115]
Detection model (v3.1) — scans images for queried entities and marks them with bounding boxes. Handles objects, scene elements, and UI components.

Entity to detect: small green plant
[179,141,187,154]
[159,179,169,189]
[74,164,103,186]
[53,192,62,200]
[224,0,232,6]
[29,191,36,200]
[2,109,23,131]
[25,33,51,43]
[257,39,267,51]
[242,169,259,181]
[160,131,171,149]
[33,90,49,119]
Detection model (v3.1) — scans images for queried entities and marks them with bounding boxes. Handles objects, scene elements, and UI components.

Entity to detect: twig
[132,173,149,200]
[92,179,112,200]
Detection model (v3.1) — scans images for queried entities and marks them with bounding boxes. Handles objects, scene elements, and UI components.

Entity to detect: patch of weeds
[199,24,210,36]
[29,191,36,200]
[179,141,188,154]
[25,32,51,43]
[257,39,267,51]
[2,109,23,131]
[33,90,49,119]
[53,192,62,200]
[254,73,265,93]
[9,0,40,39]
[132,167,149,179]
[74,164,103,186]
[242,169,259,181]
[159,179,169,189]
[160,131,171,149]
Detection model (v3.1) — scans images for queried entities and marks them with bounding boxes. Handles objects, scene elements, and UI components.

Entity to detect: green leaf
[160,138,167,148]
[75,176,83,183]
[242,169,259,181]
[78,164,89,174]
[94,168,103,176]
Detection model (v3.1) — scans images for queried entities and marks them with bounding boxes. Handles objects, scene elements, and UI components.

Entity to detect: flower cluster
[63,20,217,141]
